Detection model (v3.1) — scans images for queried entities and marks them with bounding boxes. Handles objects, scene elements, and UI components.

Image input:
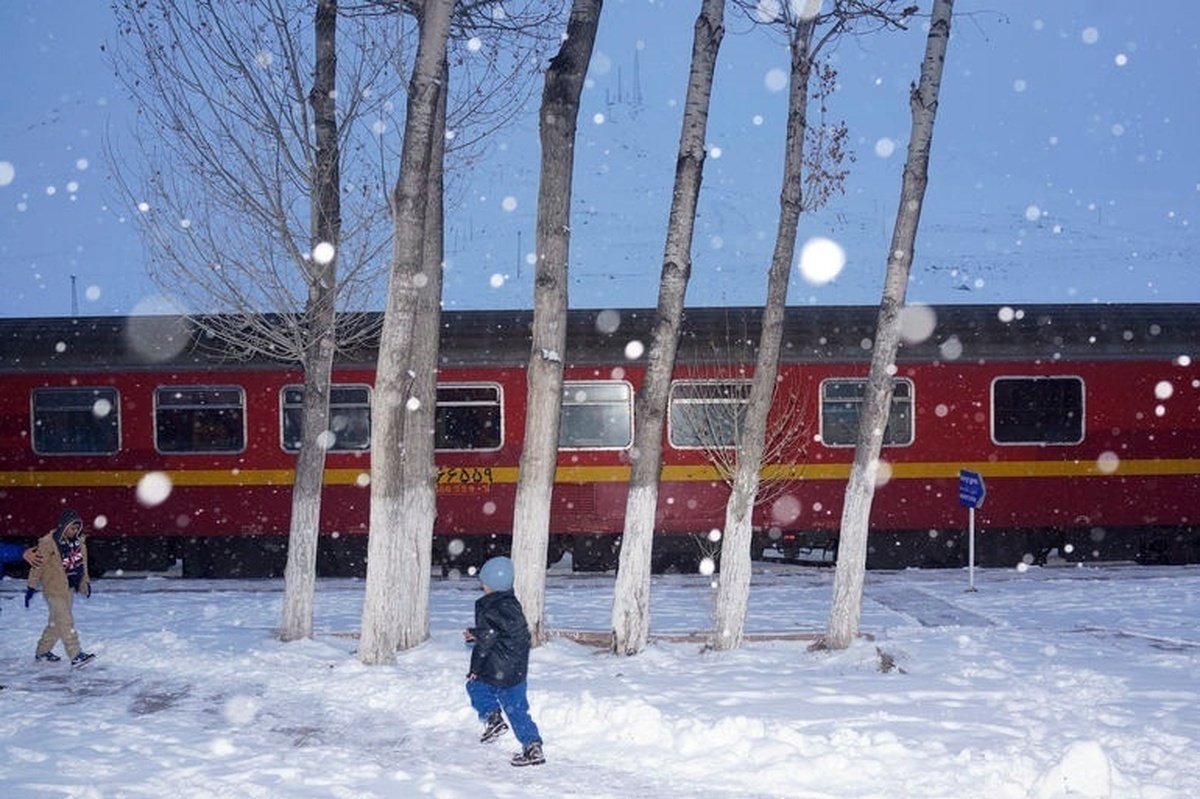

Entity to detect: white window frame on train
[668,379,753,449]
[435,383,503,451]
[154,385,246,454]
[559,380,633,449]
[30,386,121,455]
[991,376,1085,445]
[818,378,914,447]
[280,384,372,453]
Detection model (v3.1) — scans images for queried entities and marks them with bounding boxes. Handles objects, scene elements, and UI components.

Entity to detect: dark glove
[24,587,37,608]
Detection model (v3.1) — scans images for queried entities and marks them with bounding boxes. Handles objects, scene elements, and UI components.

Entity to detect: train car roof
[0,303,1195,373]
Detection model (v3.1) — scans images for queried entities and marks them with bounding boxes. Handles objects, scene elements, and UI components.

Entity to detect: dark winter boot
[511,741,545,767]
[480,711,509,744]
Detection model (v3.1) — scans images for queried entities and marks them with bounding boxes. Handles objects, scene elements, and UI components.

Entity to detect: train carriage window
[669,380,753,448]
[436,385,502,451]
[31,387,120,455]
[281,385,371,452]
[819,378,914,447]
[560,381,633,449]
[155,386,246,453]
[992,376,1084,445]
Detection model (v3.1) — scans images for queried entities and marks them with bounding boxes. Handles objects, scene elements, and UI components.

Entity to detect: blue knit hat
[479,556,514,591]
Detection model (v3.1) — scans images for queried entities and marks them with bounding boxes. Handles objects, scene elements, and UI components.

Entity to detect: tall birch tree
[278,0,343,642]
[359,0,454,665]
[349,1,557,659]
[512,0,603,646]
[826,0,955,650]
[712,0,915,652]
[712,6,818,653]
[391,54,450,651]
[611,0,725,657]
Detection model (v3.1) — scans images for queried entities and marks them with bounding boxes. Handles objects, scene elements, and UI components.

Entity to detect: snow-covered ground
[2,561,1198,798]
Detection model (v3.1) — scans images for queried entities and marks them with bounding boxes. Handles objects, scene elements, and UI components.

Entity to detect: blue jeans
[466,678,542,747]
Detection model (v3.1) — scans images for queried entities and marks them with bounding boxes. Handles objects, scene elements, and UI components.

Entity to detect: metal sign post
[958,469,986,592]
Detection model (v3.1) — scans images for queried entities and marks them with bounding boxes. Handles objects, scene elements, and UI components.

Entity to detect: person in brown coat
[25,508,95,667]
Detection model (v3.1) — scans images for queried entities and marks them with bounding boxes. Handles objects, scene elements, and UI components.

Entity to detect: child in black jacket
[464,556,545,767]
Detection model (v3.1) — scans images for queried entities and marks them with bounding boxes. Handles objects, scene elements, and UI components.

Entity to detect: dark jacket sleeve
[78,538,90,596]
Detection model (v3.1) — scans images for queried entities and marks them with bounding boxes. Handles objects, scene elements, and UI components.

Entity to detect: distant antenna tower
[71,274,78,316]
[633,48,643,106]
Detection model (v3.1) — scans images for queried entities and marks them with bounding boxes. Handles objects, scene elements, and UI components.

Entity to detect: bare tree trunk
[360,0,454,665]
[280,0,341,643]
[711,17,816,652]
[511,0,602,646]
[393,56,449,651]
[826,0,954,651]
[611,0,724,657]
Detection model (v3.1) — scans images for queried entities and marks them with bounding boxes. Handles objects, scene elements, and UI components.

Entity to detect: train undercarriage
[35,524,1199,580]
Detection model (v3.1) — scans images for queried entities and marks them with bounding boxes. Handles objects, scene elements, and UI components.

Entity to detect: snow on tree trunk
[512,0,601,646]
[826,0,954,651]
[395,477,437,647]
[611,0,723,658]
[359,0,453,666]
[280,0,340,643]
[711,16,814,653]
[611,484,655,654]
[280,359,333,641]
[712,467,754,649]
[360,492,404,664]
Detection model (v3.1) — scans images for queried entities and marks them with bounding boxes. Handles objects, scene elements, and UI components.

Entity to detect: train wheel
[546,537,566,569]
[571,534,619,572]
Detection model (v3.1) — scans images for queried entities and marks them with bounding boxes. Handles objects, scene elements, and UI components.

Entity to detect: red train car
[1,304,1197,577]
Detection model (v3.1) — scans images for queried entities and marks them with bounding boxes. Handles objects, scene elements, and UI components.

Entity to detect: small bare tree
[662,323,813,567]
[611,0,725,657]
[671,315,813,502]
[825,0,955,651]
[512,0,603,646]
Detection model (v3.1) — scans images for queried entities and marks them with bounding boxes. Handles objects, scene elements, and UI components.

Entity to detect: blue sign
[958,469,986,509]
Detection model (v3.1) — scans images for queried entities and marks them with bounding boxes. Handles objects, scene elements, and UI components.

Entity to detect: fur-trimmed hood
[54,508,83,541]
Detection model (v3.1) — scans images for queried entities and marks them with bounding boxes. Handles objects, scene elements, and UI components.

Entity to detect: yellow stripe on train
[1,458,1197,490]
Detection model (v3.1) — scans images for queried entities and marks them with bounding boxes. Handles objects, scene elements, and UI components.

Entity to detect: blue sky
[2,0,1198,317]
